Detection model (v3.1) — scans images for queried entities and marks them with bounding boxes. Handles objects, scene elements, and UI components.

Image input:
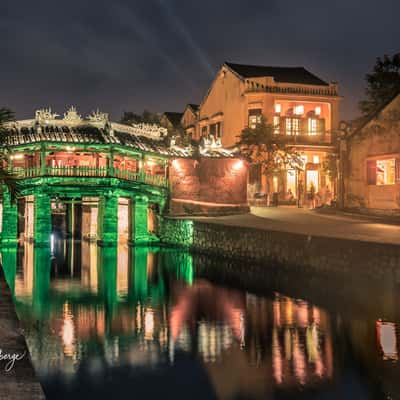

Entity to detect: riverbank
[0,264,44,399]
[160,207,400,280]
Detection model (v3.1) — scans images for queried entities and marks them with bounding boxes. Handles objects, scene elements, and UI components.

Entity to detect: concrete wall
[160,218,400,280]
[169,157,248,215]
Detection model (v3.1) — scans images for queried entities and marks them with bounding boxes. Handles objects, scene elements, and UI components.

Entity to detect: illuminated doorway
[286,170,297,198]
[306,170,319,192]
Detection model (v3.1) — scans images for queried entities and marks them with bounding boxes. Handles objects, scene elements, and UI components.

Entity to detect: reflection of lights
[292,330,306,384]
[61,302,75,357]
[377,320,398,360]
[144,309,154,340]
[65,146,75,152]
[50,233,54,253]
[272,328,283,384]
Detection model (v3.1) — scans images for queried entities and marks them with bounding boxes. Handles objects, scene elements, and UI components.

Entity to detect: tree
[120,110,161,125]
[322,153,338,181]
[0,108,19,201]
[0,108,14,133]
[238,118,303,192]
[359,54,400,117]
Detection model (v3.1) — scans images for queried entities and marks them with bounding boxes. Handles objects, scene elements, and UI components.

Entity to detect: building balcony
[276,132,332,145]
[244,81,338,97]
[10,166,168,188]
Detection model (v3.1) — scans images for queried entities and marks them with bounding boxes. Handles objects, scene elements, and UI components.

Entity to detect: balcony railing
[275,132,331,144]
[11,166,168,188]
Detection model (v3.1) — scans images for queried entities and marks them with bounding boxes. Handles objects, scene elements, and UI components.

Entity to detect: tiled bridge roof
[2,124,190,157]
[2,108,238,158]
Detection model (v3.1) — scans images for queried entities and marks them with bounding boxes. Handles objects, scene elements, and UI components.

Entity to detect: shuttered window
[396,158,400,183]
[367,160,377,185]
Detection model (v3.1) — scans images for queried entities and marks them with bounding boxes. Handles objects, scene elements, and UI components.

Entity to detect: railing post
[40,146,46,176]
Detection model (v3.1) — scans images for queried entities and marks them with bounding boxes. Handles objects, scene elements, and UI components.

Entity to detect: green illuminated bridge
[0,107,194,247]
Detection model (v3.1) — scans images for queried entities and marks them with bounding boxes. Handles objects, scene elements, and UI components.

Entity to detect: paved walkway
[193,207,400,245]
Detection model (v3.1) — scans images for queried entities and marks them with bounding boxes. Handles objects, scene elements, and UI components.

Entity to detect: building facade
[344,94,400,214]
[182,62,341,203]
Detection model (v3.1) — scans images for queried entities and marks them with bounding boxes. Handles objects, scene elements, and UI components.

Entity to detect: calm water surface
[2,237,400,399]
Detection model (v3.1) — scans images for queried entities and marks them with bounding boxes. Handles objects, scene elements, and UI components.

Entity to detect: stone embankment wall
[0,266,45,399]
[160,218,400,280]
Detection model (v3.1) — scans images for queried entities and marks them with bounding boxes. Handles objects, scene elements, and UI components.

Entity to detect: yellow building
[182,62,341,203]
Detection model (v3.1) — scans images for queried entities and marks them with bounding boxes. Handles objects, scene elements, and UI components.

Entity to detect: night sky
[1,0,399,121]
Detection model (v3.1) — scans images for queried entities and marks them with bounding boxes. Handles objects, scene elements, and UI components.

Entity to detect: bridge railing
[11,166,168,188]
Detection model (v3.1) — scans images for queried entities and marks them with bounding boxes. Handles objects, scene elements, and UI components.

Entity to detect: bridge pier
[97,194,119,246]
[130,197,149,245]
[1,191,18,247]
[34,192,52,246]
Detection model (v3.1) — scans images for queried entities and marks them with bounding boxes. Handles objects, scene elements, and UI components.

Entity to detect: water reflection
[1,238,399,399]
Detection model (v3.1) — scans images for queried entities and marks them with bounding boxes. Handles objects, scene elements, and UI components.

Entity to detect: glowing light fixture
[232,160,244,171]
[275,104,281,114]
[294,105,304,115]
[171,159,180,169]
[10,153,24,160]
[65,146,75,152]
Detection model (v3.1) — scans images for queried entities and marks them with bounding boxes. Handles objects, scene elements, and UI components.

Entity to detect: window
[367,159,398,185]
[313,155,320,164]
[294,105,304,115]
[248,109,262,129]
[308,118,318,135]
[286,118,300,135]
[210,122,222,137]
[273,116,280,134]
[275,104,281,114]
[367,159,396,185]
[315,106,321,116]
[201,126,208,137]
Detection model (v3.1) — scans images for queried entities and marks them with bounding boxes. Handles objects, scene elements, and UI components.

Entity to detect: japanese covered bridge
[0,107,248,247]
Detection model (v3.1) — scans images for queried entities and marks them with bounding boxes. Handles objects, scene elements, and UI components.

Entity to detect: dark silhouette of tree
[359,54,400,117]
[120,110,161,125]
[0,108,19,201]
[0,108,14,132]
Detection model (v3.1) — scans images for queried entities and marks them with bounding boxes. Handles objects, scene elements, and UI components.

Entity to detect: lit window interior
[377,159,395,185]
[294,105,304,115]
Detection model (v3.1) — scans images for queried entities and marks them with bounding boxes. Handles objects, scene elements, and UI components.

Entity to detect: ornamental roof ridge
[110,121,168,141]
